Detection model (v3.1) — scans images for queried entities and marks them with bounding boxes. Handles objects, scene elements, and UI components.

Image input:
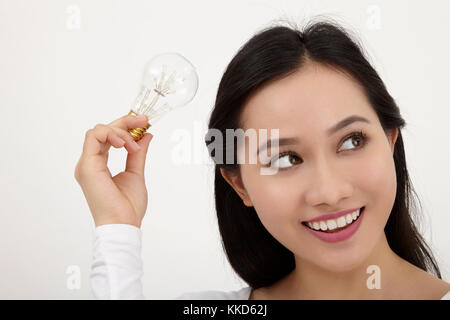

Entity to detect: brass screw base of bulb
[127,110,151,141]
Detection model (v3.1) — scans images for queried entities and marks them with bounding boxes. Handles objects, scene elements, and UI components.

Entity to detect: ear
[220,168,253,207]
[387,128,399,154]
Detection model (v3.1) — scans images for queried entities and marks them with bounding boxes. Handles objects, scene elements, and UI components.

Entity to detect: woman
[74,19,450,299]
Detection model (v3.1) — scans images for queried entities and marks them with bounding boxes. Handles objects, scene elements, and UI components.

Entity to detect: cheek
[352,143,397,237]
[242,168,300,236]
[361,145,397,210]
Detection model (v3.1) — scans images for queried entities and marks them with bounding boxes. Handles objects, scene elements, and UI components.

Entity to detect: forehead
[240,62,375,133]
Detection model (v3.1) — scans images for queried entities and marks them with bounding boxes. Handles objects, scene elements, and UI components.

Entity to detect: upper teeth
[307,208,361,231]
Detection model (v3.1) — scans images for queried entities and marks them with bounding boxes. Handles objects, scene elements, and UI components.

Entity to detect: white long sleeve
[91,224,145,299]
[90,223,252,300]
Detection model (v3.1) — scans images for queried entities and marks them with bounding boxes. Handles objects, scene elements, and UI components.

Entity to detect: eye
[339,131,368,152]
[269,151,302,170]
[267,131,369,171]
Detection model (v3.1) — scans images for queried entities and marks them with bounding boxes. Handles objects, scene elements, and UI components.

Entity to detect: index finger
[108,113,150,131]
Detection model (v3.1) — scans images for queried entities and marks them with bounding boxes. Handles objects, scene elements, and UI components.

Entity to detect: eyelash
[268,130,369,171]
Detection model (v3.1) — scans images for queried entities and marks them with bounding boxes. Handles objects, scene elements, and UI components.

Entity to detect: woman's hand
[74,114,153,228]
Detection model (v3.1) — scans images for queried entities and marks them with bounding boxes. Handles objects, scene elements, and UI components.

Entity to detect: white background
[0,0,449,299]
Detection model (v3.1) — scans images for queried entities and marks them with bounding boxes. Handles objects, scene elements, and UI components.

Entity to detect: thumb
[125,132,153,176]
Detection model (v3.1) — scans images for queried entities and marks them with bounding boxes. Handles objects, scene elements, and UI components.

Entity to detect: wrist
[94,217,141,229]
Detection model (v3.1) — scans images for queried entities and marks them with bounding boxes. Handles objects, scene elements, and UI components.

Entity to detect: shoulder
[174,286,252,300]
[405,266,450,299]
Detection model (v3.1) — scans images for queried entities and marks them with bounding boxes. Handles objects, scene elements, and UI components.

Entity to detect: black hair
[204,19,441,289]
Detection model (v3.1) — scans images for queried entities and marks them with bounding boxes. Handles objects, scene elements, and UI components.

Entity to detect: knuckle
[74,162,83,181]
[93,123,105,131]
[108,126,119,136]
[115,127,130,139]
[75,163,90,182]
[85,129,94,139]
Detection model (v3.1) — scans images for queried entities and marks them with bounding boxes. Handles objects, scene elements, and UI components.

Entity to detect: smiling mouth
[301,206,365,233]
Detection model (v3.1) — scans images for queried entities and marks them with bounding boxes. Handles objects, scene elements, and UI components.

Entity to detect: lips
[302,207,365,243]
[303,207,363,224]
[308,208,363,232]
[301,207,364,232]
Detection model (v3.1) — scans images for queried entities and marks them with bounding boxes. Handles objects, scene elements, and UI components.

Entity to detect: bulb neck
[127,109,151,141]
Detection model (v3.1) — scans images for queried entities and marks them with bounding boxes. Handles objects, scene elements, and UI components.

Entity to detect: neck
[281,233,410,299]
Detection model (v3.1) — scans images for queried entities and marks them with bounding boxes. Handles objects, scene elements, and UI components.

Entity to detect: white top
[91,224,450,300]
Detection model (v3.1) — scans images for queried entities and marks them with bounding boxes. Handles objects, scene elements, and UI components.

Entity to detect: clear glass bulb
[127,52,199,141]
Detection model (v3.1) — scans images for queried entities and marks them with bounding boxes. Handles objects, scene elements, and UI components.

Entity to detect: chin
[315,250,368,273]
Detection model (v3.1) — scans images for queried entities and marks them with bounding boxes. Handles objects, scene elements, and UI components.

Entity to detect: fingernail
[133,141,141,149]
[137,115,147,121]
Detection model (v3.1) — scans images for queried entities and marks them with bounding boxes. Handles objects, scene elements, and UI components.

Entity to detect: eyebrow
[256,115,370,156]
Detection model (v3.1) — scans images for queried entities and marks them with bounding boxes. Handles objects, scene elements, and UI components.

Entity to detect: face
[221,62,399,273]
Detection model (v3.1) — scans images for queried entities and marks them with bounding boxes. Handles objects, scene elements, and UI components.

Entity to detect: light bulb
[127,52,199,141]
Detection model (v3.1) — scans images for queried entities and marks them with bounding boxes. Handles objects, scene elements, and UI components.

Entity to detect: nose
[304,154,353,207]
